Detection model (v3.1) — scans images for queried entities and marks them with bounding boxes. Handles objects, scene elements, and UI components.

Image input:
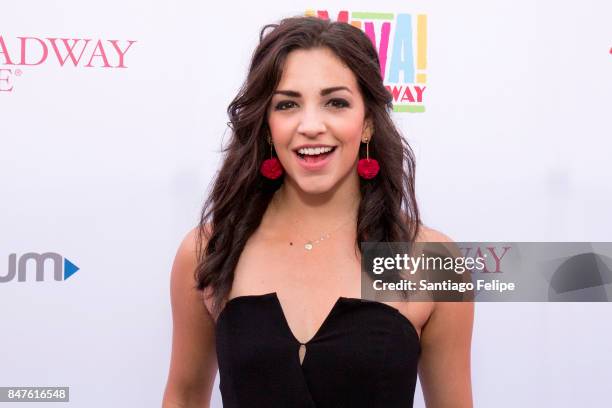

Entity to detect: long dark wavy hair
[195,16,421,315]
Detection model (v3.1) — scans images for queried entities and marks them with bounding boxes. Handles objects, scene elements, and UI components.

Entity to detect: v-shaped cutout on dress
[271,292,343,346]
[271,292,343,366]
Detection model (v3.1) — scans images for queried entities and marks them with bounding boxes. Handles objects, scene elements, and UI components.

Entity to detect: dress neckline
[216,291,420,343]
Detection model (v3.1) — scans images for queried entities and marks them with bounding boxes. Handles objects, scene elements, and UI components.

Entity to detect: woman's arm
[419,300,474,407]
[416,226,474,407]
[162,227,218,408]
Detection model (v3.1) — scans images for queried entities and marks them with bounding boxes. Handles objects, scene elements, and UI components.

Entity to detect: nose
[296,106,326,138]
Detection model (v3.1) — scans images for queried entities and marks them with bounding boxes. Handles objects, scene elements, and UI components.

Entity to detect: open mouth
[295,146,337,163]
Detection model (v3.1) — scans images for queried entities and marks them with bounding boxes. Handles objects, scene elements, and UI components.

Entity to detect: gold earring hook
[362,127,371,161]
[267,132,274,158]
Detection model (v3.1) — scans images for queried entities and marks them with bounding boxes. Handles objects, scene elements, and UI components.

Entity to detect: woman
[163,16,473,408]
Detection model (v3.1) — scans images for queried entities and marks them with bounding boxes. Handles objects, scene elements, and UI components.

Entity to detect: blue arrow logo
[64,258,80,280]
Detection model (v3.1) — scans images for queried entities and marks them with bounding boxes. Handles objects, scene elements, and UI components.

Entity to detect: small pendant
[304,241,313,251]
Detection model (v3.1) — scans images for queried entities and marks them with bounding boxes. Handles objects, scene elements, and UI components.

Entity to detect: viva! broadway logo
[0,36,137,92]
[307,9,427,113]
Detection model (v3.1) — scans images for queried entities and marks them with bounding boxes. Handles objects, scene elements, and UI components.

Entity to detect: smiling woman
[266,47,369,191]
[163,15,473,408]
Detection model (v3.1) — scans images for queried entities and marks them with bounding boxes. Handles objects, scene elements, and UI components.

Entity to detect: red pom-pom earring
[260,132,284,180]
[357,136,379,179]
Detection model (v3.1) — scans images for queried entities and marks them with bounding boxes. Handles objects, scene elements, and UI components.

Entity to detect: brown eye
[328,98,350,108]
[274,101,297,111]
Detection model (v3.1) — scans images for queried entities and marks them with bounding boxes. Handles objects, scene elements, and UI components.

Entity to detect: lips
[293,144,337,152]
[294,146,337,171]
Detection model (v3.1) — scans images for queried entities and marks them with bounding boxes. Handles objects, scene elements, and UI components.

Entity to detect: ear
[362,118,374,142]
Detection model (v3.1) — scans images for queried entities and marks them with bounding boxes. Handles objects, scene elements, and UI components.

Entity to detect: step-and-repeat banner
[1,1,611,407]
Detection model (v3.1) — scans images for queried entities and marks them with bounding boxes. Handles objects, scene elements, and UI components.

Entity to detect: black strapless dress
[215,292,421,407]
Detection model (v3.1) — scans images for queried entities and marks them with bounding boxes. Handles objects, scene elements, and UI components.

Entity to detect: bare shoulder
[174,224,215,314]
[169,223,213,326]
[171,226,203,295]
[415,225,473,342]
[179,223,212,253]
[175,226,199,262]
[398,225,455,332]
[416,224,454,243]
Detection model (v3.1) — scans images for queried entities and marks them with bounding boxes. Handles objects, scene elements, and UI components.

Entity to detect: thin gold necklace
[271,194,357,251]
[291,215,354,251]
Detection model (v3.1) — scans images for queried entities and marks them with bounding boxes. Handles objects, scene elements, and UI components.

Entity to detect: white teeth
[297,146,334,155]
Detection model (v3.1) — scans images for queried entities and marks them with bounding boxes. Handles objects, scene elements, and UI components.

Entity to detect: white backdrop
[1,0,611,407]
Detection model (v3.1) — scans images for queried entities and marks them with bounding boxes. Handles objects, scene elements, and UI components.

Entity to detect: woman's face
[266,46,371,195]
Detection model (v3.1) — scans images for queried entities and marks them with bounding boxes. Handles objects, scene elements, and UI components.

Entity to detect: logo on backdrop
[307,9,427,113]
[1,252,79,283]
[0,36,137,93]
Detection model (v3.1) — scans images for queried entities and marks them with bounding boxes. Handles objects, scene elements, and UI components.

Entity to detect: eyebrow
[272,86,353,97]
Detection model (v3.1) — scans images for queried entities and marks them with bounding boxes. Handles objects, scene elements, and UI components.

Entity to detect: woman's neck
[270,178,361,235]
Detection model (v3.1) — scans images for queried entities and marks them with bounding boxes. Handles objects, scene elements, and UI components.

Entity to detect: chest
[232,229,362,297]
[224,228,434,341]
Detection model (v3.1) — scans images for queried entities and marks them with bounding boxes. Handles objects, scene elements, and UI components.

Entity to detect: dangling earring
[260,131,284,179]
[357,136,379,179]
